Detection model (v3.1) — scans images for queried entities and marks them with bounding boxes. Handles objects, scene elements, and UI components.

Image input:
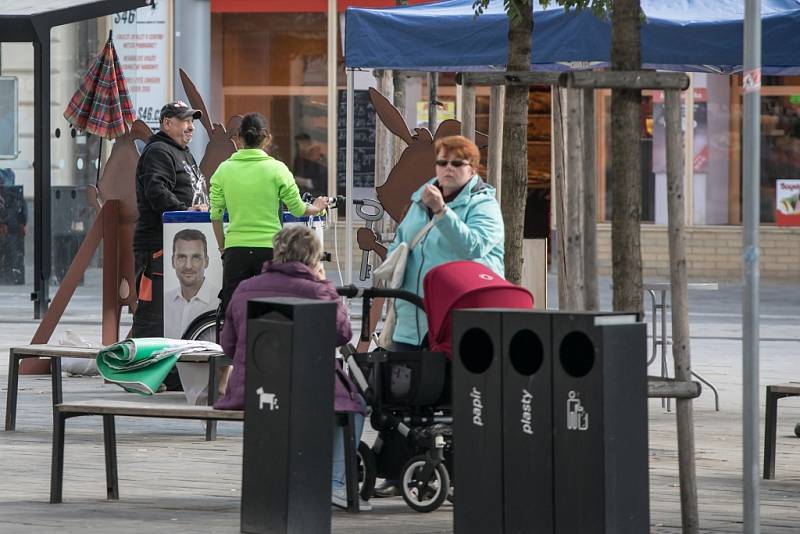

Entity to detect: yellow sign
[416,101,455,127]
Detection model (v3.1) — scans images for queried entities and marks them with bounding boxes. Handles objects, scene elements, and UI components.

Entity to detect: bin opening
[559,331,595,377]
[458,327,494,374]
[509,329,544,376]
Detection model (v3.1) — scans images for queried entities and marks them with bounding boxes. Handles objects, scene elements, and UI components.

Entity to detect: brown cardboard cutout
[179,69,242,190]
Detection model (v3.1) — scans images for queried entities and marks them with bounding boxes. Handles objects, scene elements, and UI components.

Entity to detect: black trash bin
[501,310,553,534]
[551,312,648,534]
[51,186,92,284]
[241,297,336,534]
[0,185,26,285]
[452,309,504,534]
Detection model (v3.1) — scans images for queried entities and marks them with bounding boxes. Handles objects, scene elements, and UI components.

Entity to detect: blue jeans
[332,402,366,491]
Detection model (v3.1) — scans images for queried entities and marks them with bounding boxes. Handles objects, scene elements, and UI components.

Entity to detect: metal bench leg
[103,415,119,500]
[343,413,360,513]
[763,388,779,480]
[5,353,22,431]
[691,370,720,412]
[51,357,63,406]
[205,359,218,441]
[50,410,66,503]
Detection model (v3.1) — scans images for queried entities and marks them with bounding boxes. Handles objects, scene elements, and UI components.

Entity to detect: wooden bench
[51,399,362,512]
[763,383,800,479]
[5,344,231,440]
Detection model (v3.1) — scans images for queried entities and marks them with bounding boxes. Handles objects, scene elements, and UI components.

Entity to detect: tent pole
[346,69,354,285]
[742,0,761,532]
[327,0,337,199]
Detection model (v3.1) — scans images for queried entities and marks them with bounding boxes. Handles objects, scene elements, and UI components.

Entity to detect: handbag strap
[409,219,435,250]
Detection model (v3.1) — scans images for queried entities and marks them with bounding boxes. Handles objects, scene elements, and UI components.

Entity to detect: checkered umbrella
[63,31,135,140]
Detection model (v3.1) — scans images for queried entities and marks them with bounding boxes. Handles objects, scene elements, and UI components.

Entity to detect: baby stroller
[338,260,533,513]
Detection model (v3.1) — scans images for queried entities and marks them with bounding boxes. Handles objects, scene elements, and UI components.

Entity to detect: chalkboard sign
[337,89,376,191]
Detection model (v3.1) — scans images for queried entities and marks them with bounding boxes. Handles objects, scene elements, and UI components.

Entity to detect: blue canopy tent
[343,0,772,528]
[345,0,800,74]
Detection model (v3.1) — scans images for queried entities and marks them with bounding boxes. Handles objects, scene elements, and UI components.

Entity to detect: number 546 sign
[113,10,137,24]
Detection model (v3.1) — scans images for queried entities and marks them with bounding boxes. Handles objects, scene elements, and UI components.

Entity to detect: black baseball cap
[159,100,202,122]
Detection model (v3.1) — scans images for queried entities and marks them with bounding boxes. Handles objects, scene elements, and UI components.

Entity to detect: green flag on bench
[96,338,221,395]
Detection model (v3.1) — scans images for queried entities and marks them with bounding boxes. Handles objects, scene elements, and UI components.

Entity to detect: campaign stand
[240,298,336,534]
[551,312,648,534]
[452,310,504,534]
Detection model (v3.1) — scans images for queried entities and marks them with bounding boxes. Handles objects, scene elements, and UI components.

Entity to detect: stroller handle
[336,285,425,343]
[336,285,424,309]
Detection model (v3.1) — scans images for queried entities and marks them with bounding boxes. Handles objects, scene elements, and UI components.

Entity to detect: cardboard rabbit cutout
[179,68,242,192]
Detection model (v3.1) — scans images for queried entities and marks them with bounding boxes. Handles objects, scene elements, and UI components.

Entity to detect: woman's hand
[421,184,445,215]
[312,196,331,212]
[188,203,208,212]
[313,262,326,281]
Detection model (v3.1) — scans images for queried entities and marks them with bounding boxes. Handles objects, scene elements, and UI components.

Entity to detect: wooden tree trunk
[554,87,585,311]
[582,88,599,311]
[488,85,505,199]
[610,0,643,314]
[665,88,700,534]
[500,3,533,285]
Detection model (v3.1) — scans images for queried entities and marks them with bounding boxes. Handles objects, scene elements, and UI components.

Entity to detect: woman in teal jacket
[388,135,504,350]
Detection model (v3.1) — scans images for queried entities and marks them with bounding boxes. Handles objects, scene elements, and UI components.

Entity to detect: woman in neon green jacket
[210,112,330,312]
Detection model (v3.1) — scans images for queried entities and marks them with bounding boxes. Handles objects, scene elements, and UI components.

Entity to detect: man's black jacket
[133,131,201,252]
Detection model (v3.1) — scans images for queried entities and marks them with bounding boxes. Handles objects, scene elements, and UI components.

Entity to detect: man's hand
[421,184,445,214]
[188,203,208,212]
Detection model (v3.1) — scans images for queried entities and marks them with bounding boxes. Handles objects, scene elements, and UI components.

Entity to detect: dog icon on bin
[256,388,279,411]
[566,391,589,431]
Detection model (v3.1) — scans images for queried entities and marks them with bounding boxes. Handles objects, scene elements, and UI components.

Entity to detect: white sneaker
[331,488,372,511]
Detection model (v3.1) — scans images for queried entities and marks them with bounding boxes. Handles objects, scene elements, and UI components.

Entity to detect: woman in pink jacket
[214,225,369,510]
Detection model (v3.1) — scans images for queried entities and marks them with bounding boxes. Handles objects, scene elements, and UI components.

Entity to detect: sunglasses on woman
[435,159,469,168]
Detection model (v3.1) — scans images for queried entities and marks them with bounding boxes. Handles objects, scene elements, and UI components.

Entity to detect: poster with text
[112,0,170,129]
[776,179,800,226]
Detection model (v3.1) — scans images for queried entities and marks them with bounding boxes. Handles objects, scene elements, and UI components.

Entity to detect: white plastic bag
[58,330,101,376]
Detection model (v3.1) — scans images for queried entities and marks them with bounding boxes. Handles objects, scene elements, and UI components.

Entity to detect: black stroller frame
[337,285,454,513]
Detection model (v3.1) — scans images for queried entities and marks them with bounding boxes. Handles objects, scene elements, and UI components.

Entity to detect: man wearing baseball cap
[131,100,206,389]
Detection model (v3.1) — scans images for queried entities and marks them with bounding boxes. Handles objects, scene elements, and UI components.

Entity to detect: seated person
[214,225,369,510]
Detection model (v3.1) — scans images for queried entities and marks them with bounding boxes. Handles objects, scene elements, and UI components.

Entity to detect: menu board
[337,89,376,191]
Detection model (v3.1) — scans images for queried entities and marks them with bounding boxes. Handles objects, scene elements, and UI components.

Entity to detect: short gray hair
[272,225,322,267]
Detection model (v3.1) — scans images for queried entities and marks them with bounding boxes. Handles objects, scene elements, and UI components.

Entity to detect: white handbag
[373,220,434,348]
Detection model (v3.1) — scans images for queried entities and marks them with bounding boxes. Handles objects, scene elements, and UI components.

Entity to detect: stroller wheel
[358,441,377,501]
[400,455,450,513]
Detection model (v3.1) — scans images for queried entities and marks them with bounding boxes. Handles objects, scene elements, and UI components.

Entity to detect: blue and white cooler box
[281,212,325,248]
[162,211,223,340]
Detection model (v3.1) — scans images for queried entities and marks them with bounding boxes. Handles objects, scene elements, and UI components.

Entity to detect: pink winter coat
[214,260,357,411]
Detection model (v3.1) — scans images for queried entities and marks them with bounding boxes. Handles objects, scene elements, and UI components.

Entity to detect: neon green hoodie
[209,148,306,248]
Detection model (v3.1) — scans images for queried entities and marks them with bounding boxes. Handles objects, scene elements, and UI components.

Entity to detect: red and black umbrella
[64,30,135,139]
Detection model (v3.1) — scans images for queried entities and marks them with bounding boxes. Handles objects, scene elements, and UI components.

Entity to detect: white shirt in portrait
[163,277,220,339]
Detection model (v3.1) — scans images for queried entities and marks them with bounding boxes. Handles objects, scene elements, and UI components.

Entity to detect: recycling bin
[241,297,336,534]
[452,309,504,534]
[501,310,553,534]
[551,312,648,534]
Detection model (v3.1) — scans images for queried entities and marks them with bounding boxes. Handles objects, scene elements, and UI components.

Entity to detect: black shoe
[373,480,401,498]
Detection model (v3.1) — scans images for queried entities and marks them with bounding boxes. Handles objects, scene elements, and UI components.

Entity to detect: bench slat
[766,383,800,395]
[11,344,229,363]
[57,400,243,420]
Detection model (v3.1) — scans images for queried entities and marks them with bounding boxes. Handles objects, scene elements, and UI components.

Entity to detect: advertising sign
[162,212,222,340]
[112,1,170,129]
[776,179,800,226]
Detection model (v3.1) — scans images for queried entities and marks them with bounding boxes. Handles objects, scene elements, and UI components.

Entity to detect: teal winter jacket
[389,174,504,346]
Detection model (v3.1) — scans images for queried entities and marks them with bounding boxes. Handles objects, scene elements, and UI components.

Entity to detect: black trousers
[221,247,273,315]
[131,250,163,338]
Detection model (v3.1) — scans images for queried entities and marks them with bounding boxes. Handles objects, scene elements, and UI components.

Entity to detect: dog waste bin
[452,309,504,534]
[552,312,648,534]
[241,297,336,534]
